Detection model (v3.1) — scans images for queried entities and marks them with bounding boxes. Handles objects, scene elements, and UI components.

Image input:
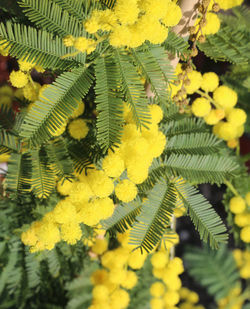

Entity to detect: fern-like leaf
[5,153,32,195]
[165,132,222,155]
[165,153,239,184]
[184,245,240,300]
[198,26,250,64]
[25,250,41,289]
[20,67,93,146]
[31,150,55,199]
[0,129,22,153]
[129,182,176,253]
[19,0,84,37]
[45,138,74,178]
[163,30,190,57]
[174,178,228,248]
[101,199,142,234]
[114,49,150,128]
[95,55,124,150]
[131,46,169,104]
[52,0,85,21]
[0,21,84,70]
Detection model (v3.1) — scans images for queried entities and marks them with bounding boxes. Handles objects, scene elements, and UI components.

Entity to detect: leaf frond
[20,67,93,146]
[174,178,228,248]
[129,182,176,253]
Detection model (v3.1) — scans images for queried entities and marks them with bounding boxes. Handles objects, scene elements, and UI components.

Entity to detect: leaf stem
[224,180,239,196]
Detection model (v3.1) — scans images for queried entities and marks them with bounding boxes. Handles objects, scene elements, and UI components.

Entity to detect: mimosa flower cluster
[171,64,247,149]
[21,104,166,251]
[63,0,182,53]
[88,231,148,309]
[229,192,250,243]
[233,249,250,279]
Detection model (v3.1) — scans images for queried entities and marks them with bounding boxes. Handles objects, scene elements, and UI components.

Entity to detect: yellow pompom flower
[115,179,137,203]
[187,291,199,304]
[21,227,38,247]
[87,169,114,198]
[73,37,96,54]
[91,269,109,285]
[71,100,85,118]
[69,180,93,204]
[38,221,61,250]
[127,162,149,184]
[63,35,75,47]
[149,104,163,124]
[213,86,238,109]
[217,0,244,10]
[128,250,147,269]
[110,289,130,309]
[113,0,139,25]
[168,257,184,275]
[234,213,250,227]
[227,108,247,126]
[150,282,165,297]
[60,222,82,244]
[202,13,221,35]
[102,151,125,178]
[204,109,225,125]
[56,178,74,196]
[245,192,250,206]
[99,196,115,219]
[146,20,169,45]
[218,122,237,141]
[163,290,180,306]
[121,271,138,290]
[151,251,168,269]
[162,1,182,27]
[185,71,203,94]
[91,238,108,255]
[53,200,77,224]
[240,226,250,243]
[92,284,109,300]
[9,70,29,88]
[201,72,219,92]
[109,268,127,285]
[227,139,239,149]
[191,97,211,117]
[150,298,164,309]
[68,118,89,140]
[229,196,246,214]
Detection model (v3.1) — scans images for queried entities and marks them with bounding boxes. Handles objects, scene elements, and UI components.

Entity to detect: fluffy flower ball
[213,86,238,109]
[186,71,203,94]
[150,282,165,297]
[9,70,28,88]
[218,122,237,141]
[115,179,138,203]
[68,119,89,140]
[102,152,125,178]
[149,104,163,124]
[202,13,221,35]
[227,108,247,126]
[191,97,211,117]
[201,72,219,92]
[162,2,182,27]
[56,178,74,196]
[240,226,250,243]
[151,251,168,269]
[229,196,246,214]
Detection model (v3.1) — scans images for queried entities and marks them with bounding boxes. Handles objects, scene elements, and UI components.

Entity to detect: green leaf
[52,0,85,21]
[19,0,85,37]
[31,150,55,199]
[95,55,124,151]
[20,67,93,146]
[184,245,240,300]
[45,138,74,178]
[114,49,150,128]
[165,153,239,185]
[25,250,41,289]
[165,132,222,155]
[131,45,169,104]
[101,199,142,234]
[0,129,22,153]
[5,152,32,195]
[163,30,189,57]
[129,182,176,253]
[198,25,250,64]
[0,21,84,70]
[174,179,228,248]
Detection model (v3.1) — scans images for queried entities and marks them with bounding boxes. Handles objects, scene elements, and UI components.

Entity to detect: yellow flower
[68,118,89,140]
[63,35,75,47]
[60,222,82,244]
[151,251,168,269]
[185,71,203,94]
[213,86,237,109]
[9,70,28,88]
[92,284,109,301]
[191,97,211,117]
[162,1,182,27]
[201,72,219,92]
[56,178,74,196]
[202,13,220,35]
[149,104,163,124]
[240,226,250,243]
[121,271,138,290]
[115,179,137,203]
[150,282,165,297]
[227,108,247,126]
[91,238,108,255]
[229,196,246,214]
[102,151,125,178]
[218,122,237,141]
